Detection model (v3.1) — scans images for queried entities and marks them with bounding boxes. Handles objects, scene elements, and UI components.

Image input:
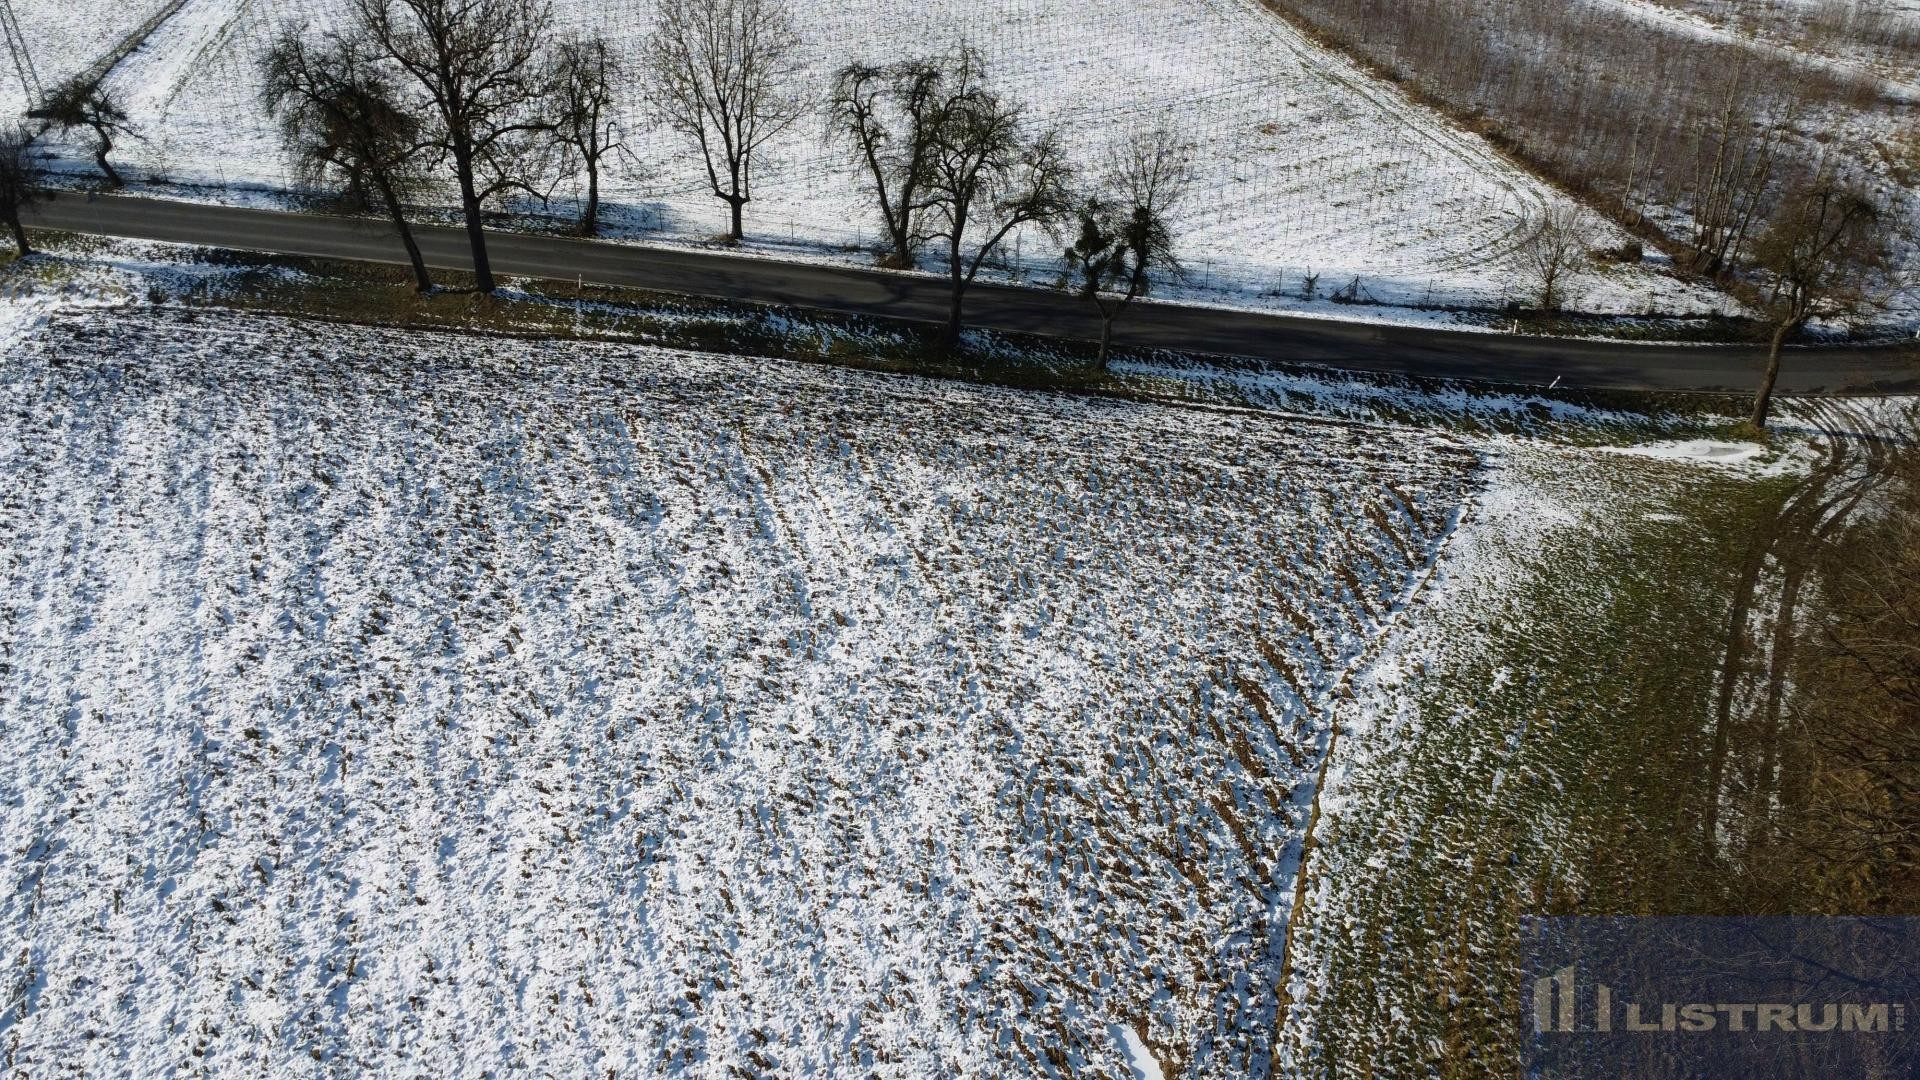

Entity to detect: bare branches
[914,69,1075,346]
[260,30,438,291]
[826,49,975,268]
[1686,59,1794,276]
[1748,180,1885,427]
[1266,0,1893,296]
[34,78,133,187]
[1515,205,1595,312]
[349,0,553,291]
[1112,122,1195,228]
[1753,181,1886,328]
[548,34,627,235]
[1063,124,1194,367]
[644,0,802,242]
[824,47,1079,344]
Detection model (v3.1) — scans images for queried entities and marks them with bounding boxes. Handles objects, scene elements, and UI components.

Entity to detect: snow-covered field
[0,0,163,108]
[0,303,1480,1074]
[5,0,1731,319]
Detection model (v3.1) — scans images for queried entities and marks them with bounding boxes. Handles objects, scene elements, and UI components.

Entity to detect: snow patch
[1111,1022,1166,1080]
[1603,439,1771,465]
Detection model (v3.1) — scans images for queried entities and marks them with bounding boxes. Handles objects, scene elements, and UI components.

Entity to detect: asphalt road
[25,191,1919,394]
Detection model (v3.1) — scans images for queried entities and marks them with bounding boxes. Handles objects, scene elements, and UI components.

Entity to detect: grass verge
[0,232,1763,445]
[1280,447,1803,1075]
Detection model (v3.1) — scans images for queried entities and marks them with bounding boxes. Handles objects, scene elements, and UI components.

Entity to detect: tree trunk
[888,222,913,268]
[581,161,600,236]
[93,127,121,188]
[727,196,744,243]
[944,250,966,349]
[1097,311,1114,370]
[7,211,29,256]
[375,173,432,293]
[1750,322,1790,429]
[450,141,495,294]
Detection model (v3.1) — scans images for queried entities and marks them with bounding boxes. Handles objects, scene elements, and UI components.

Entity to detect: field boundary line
[1273,475,1481,1015]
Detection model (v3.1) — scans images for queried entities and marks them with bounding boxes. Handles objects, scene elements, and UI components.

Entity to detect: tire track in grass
[1701,398,1902,855]
[1271,411,1906,1073]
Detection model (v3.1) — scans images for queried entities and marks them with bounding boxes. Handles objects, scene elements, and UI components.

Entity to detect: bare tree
[351,0,553,293]
[1684,58,1791,276]
[262,32,438,292]
[0,124,43,255]
[826,50,975,268]
[920,78,1074,348]
[1747,180,1884,429]
[1516,204,1594,312]
[548,34,626,236]
[644,0,802,243]
[34,78,134,187]
[1062,125,1193,368]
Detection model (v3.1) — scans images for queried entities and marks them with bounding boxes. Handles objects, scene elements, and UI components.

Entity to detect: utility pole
[0,0,40,109]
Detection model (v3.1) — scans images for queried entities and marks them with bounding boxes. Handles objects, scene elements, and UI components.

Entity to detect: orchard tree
[1517,204,1594,312]
[35,78,134,187]
[1747,180,1884,429]
[1062,125,1193,368]
[644,0,802,242]
[351,0,554,293]
[262,31,438,291]
[0,123,43,255]
[826,50,977,268]
[548,33,626,235]
[920,76,1074,347]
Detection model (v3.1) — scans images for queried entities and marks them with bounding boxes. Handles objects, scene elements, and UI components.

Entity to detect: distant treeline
[1261,0,1909,282]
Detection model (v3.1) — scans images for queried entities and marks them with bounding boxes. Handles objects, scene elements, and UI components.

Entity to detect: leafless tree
[1686,61,1792,276]
[34,78,134,187]
[1516,205,1594,312]
[0,124,43,255]
[920,78,1074,348]
[350,0,553,293]
[1062,125,1193,368]
[826,50,976,269]
[262,31,438,292]
[548,34,626,235]
[1747,180,1885,429]
[644,0,802,243]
